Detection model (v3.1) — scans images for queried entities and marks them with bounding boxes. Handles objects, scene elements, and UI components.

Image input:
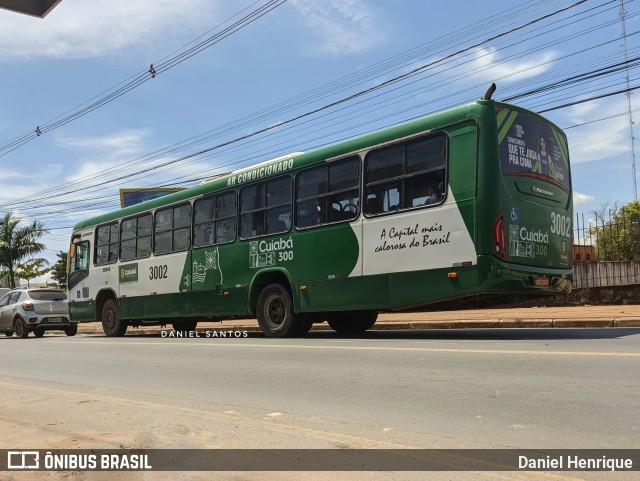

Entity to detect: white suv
[0,288,75,338]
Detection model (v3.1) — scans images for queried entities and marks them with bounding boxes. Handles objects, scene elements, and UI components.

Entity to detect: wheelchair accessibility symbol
[510,207,519,222]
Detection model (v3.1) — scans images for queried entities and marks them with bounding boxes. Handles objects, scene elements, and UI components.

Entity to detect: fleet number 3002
[550,212,571,238]
[149,265,168,280]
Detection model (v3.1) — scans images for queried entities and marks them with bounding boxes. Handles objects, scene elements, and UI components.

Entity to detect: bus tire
[296,313,315,337]
[256,283,305,338]
[327,310,378,334]
[171,320,197,334]
[102,299,127,337]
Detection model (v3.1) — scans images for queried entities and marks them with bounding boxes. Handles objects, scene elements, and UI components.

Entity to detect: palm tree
[0,212,48,288]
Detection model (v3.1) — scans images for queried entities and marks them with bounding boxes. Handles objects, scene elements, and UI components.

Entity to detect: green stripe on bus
[496,108,510,130]
[498,110,518,145]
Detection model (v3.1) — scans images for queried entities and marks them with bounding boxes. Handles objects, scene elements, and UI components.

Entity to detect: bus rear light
[493,212,507,260]
[448,272,458,278]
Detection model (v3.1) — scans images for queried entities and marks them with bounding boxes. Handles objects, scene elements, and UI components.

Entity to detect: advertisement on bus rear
[497,108,570,192]
[496,107,572,269]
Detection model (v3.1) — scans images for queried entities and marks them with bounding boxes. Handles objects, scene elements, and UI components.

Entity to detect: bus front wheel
[171,320,198,334]
[256,283,309,338]
[327,310,378,334]
[102,299,127,337]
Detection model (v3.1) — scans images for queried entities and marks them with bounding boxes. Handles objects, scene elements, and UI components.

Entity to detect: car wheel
[101,299,127,337]
[64,324,78,336]
[34,328,45,338]
[14,318,29,339]
[4,331,13,337]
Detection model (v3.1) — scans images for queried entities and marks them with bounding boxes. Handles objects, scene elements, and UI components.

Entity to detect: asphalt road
[0,328,638,481]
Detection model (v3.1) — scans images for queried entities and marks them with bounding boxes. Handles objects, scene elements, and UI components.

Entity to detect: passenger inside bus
[423,184,440,205]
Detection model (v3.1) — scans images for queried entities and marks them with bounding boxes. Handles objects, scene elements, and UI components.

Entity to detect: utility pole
[620,0,638,201]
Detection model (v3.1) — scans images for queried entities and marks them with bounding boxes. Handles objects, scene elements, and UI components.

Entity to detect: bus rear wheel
[102,299,127,337]
[327,310,378,334]
[256,283,309,338]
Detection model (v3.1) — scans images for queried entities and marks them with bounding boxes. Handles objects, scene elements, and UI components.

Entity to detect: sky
[0,0,638,284]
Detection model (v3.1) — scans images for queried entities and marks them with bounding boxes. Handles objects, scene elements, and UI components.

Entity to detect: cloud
[0,164,65,204]
[469,47,558,84]
[564,98,632,164]
[289,0,388,56]
[0,0,217,60]
[573,191,595,209]
[57,128,151,155]
[55,128,210,192]
[54,128,151,180]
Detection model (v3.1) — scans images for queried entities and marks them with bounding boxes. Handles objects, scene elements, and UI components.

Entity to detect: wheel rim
[15,320,24,337]
[264,294,286,329]
[103,308,116,330]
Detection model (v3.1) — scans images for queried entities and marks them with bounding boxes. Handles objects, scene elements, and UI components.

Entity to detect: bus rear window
[498,108,570,191]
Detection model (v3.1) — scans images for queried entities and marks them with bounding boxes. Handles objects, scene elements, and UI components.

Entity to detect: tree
[0,212,48,288]
[0,269,9,288]
[591,201,640,261]
[16,258,51,288]
[50,251,68,289]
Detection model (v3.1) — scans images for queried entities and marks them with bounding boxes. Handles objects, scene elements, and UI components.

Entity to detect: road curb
[614,317,640,327]
[551,319,614,328]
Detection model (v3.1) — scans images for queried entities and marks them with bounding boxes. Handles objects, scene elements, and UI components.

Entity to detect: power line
[0,0,589,212]
[7,0,635,244]
[539,85,640,112]
[3,0,608,211]
[0,0,288,158]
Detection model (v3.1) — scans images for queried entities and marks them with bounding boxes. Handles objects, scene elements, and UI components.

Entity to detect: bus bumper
[479,255,573,296]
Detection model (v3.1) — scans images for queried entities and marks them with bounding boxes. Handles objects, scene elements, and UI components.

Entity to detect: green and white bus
[67,92,573,337]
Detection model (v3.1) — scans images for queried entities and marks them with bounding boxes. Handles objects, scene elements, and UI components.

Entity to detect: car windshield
[27,290,67,301]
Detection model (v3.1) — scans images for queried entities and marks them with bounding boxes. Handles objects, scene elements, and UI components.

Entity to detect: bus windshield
[498,107,570,192]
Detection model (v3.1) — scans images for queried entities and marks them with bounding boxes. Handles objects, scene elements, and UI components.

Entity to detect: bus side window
[95,222,119,266]
[240,177,291,239]
[295,156,360,228]
[154,203,191,255]
[120,213,152,261]
[365,133,447,215]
